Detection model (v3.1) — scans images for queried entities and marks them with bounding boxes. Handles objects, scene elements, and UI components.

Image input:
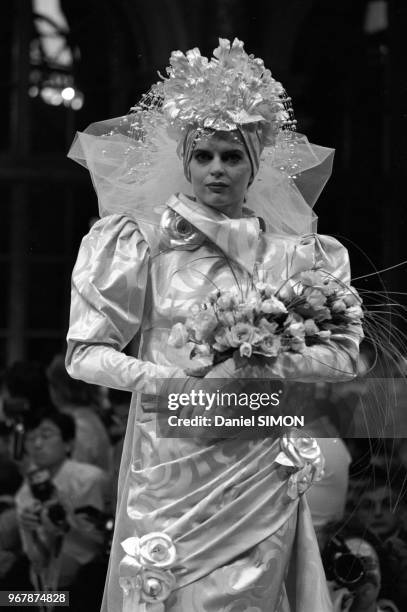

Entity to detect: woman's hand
[203,358,240,379]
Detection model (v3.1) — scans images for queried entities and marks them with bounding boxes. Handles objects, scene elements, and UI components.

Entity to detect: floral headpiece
[136,38,295,146]
[69,37,334,236]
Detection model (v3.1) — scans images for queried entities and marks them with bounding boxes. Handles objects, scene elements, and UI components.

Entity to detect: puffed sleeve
[259,233,363,382]
[66,214,183,394]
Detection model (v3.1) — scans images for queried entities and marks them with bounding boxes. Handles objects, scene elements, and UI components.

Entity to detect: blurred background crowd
[1,353,407,610]
[1,0,407,610]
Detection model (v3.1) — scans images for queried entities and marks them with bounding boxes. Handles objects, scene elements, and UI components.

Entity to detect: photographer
[323,530,400,612]
[0,422,29,590]
[15,409,107,590]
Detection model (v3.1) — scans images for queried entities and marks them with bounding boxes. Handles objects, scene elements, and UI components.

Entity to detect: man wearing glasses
[15,410,107,592]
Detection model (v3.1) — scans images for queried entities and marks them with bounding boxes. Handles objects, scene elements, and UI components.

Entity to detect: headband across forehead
[181,126,263,184]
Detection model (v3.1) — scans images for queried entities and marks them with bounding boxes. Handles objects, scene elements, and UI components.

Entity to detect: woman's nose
[209,156,224,175]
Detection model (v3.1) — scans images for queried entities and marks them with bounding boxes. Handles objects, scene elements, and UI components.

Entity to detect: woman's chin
[200,195,239,213]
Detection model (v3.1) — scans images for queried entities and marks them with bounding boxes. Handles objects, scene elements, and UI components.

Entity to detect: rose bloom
[286,321,305,338]
[258,334,281,357]
[299,270,327,287]
[277,283,295,301]
[229,322,256,345]
[331,299,347,313]
[343,287,361,307]
[260,296,287,315]
[313,307,332,322]
[304,288,327,309]
[304,319,319,336]
[281,432,324,470]
[240,291,262,312]
[139,567,176,603]
[234,308,253,323]
[168,322,189,348]
[239,342,253,358]
[254,281,267,293]
[255,281,276,297]
[138,533,176,568]
[345,304,364,321]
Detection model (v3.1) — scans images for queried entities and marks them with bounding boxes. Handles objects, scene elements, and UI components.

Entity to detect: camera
[323,536,366,589]
[27,468,69,532]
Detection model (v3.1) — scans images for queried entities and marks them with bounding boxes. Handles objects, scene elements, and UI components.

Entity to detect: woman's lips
[206,183,228,192]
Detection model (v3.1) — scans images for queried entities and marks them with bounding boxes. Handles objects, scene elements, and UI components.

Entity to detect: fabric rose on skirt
[119,532,177,611]
[275,429,325,500]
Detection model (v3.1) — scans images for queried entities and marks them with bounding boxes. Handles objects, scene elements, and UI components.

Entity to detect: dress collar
[165,193,261,274]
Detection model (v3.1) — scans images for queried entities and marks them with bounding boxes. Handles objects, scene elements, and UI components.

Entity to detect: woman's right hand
[203,358,239,379]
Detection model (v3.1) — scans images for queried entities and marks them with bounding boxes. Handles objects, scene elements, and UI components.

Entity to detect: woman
[66,39,363,611]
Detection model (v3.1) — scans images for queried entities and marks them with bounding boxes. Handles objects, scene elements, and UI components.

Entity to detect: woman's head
[183,129,257,217]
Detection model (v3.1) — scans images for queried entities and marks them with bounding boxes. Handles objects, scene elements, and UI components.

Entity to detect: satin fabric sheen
[66,194,362,611]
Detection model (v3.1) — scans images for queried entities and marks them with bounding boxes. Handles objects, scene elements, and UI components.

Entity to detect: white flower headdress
[68,38,334,235]
[150,37,296,145]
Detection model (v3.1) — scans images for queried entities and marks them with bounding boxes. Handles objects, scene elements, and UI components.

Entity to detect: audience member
[324,529,400,611]
[346,468,407,609]
[0,423,28,590]
[47,354,112,471]
[16,409,107,590]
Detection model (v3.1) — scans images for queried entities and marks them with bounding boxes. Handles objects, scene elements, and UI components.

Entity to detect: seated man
[16,409,107,589]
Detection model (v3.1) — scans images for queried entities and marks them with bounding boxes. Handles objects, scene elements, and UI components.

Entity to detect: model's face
[188,132,252,218]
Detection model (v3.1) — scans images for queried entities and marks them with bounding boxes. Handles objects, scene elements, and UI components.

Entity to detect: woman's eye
[194,152,211,162]
[224,153,243,163]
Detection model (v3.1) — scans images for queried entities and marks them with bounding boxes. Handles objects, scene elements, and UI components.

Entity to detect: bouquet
[168,270,363,366]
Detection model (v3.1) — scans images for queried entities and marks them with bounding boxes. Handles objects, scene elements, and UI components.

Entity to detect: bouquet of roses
[168,270,363,366]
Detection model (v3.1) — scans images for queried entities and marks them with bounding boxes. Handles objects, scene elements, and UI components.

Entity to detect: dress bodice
[66,193,356,387]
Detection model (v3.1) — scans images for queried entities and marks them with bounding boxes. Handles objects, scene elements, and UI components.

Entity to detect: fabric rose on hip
[276,429,325,499]
[139,567,176,603]
[119,533,177,609]
[138,533,177,568]
[121,532,177,569]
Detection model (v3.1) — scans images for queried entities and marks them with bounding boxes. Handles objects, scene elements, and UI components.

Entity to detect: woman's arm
[66,215,183,394]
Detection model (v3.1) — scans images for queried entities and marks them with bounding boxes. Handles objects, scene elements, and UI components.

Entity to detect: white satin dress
[66,193,363,611]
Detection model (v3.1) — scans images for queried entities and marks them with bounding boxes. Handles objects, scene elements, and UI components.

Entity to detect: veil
[68,112,334,235]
